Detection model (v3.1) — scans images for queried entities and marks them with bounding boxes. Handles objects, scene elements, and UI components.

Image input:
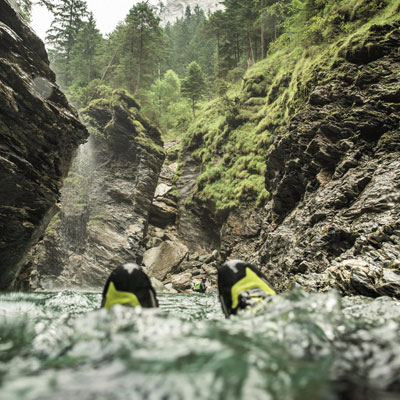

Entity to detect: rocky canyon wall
[0,0,88,289]
[20,91,165,290]
[174,12,400,297]
[248,21,400,298]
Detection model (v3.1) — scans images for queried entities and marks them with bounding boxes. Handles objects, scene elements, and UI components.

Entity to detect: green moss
[111,89,141,110]
[137,134,166,161]
[45,213,61,237]
[81,91,164,162]
[177,0,400,214]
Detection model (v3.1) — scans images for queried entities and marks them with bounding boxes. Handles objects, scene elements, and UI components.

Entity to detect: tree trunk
[88,56,93,82]
[217,34,219,62]
[248,30,255,67]
[136,29,144,93]
[100,48,118,83]
[158,63,161,113]
[236,33,240,64]
[260,0,265,58]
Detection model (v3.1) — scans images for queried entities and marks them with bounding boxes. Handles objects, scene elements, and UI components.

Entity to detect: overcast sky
[30,0,140,41]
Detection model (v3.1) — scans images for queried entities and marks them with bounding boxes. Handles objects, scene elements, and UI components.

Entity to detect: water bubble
[31,76,53,100]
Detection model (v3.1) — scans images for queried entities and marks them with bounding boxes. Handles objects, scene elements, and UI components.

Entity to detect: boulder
[171,272,192,291]
[150,199,177,227]
[143,240,188,281]
[202,262,218,277]
[180,260,203,272]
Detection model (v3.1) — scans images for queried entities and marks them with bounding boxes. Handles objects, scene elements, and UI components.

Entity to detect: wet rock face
[22,93,164,290]
[0,0,88,289]
[175,151,221,253]
[255,22,400,296]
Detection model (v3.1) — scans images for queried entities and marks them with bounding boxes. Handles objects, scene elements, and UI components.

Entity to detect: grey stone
[202,263,218,276]
[146,237,163,249]
[144,240,188,281]
[199,253,214,264]
[155,183,172,198]
[150,200,177,227]
[180,260,203,272]
[327,259,400,299]
[188,252,200,261]
[150,277,167,292]
[171,272,192,291]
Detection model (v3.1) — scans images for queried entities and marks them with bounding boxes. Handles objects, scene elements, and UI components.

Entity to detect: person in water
[192,277,207,293]
[101,260,276,317]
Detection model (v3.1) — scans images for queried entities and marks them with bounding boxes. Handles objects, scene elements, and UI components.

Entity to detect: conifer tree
[14,0,32,21]
[46,0,89,77]
[181,61,205,117]
[45,0,89,88]
[68,12,103,86]
[120,2,164,94]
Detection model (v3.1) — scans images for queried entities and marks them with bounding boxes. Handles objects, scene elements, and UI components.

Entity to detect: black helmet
[101,263,158,309]
[217,259,276,317]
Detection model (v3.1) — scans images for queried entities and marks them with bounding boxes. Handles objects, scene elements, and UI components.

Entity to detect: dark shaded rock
[149,199,177,228]
[175,152,221,253]
[180,260,203,272]
[327,259,400,299]
[0,0,88,289]
[309,88,331,105]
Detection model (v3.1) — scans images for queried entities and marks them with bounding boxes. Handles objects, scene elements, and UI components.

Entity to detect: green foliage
[13,0,32,21]
[181,62,206,117]
[164,5,217,79]
[117,2,165,94]
[41,0,399,216]
[47,0,89,68]
[178,0,400,214]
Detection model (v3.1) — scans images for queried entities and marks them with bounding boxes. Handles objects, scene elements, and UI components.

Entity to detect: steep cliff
[174,0,400,297]
[161,0,221,23]
[21,91,165,290]
[0,0,88,290]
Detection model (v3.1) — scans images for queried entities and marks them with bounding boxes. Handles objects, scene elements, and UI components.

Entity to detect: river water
[0,289,399,400]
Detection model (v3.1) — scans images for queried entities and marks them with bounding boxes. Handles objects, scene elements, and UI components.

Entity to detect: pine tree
[69,12,103,84]
[120,2,165,94]
[46,0,88,67]
[181,62,205,117]
[164,6,216,80]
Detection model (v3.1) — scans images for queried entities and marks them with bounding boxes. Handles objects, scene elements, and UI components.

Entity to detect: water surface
[0,289,399,399]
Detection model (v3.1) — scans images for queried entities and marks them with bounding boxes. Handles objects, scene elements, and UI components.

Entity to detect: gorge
[1,0,400,398]
[6,0,398,298]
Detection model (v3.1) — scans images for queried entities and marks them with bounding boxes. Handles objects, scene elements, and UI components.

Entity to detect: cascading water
[0,289,399,400]
[31,137,98,290]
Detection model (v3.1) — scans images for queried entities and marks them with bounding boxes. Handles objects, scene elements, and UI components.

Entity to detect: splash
[0,290,399,399]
